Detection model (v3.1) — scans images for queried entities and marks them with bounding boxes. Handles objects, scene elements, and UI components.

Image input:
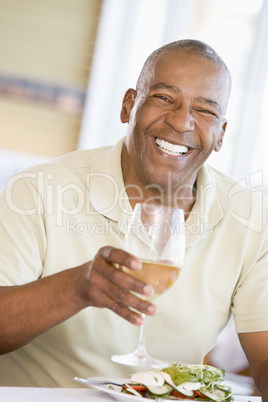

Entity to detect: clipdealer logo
[4,171,194,219]
[4,169,265,233]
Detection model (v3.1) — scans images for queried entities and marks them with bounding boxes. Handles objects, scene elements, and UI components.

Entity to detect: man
[0,39,268,398]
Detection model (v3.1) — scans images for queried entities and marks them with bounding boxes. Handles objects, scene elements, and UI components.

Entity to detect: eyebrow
[195,97,222,113]
[149,82,222,114]
[149,82,180,93]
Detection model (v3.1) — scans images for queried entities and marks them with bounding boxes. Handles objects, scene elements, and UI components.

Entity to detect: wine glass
[111,203,185,368]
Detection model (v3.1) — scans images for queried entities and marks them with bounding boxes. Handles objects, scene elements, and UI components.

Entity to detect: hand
[0,246,156,354]
[77,246,157,325]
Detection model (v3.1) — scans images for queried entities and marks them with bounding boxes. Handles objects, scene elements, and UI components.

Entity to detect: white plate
[84,377,149,401]
[83,376,255,402]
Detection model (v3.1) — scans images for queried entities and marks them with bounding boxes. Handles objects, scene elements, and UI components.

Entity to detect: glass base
[111,351,168,368]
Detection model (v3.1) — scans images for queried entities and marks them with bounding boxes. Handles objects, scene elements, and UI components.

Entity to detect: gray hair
[136,39,232,113]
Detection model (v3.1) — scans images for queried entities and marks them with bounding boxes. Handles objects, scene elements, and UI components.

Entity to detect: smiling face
[121,50,229,203]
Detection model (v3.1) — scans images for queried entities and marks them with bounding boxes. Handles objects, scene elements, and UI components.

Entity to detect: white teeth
[155,138,189,155]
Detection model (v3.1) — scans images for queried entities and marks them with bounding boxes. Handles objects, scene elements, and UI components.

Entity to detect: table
[0,388,262,402]
[0,388,113,401]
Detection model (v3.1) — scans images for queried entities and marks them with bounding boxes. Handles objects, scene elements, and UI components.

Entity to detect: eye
[194,108,218,118]
[153,94,172,103]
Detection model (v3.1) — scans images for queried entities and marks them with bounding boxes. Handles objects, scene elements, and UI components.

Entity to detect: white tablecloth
[0,388,262,402]
[0,388,114,401]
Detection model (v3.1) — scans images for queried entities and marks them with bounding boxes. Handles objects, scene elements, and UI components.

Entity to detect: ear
[120,89,137,123]
[214,119,227,152]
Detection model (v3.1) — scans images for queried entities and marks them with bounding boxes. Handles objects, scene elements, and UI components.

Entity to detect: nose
[165,105,194,133]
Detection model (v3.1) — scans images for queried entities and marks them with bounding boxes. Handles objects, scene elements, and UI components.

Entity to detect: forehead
[152,50,224,81]
[147,50,229,105]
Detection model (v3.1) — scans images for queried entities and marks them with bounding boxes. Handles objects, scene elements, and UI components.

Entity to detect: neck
[123,170,196,220]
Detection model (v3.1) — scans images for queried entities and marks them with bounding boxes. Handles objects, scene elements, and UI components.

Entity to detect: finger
[91,269,157,315]
[99,246,142,271]
[95,290,145,325]
[88,274,156,325]
[94,255,154,298]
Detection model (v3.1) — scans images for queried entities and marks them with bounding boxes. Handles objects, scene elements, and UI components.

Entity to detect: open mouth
[155,138,189,156]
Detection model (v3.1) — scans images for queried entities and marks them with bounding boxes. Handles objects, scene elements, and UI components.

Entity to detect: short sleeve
[232,238,268,333]
[0,173,46,285]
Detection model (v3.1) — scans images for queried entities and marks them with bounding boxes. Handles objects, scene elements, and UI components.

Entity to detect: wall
[0,0,102,158]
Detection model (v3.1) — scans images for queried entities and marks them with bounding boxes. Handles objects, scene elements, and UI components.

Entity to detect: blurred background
[0,0,266,393]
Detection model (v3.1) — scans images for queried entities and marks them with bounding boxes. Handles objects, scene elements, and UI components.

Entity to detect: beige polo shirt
[0,138,268,387]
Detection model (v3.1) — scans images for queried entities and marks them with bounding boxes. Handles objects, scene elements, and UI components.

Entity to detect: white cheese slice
[129,371,165,387]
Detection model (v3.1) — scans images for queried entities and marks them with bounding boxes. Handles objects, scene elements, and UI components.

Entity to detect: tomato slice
[171,389,195,399]
[194,390,209,398]
[122,384,147,392]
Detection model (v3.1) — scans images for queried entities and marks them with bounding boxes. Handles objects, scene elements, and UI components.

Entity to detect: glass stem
[134,314,148,359]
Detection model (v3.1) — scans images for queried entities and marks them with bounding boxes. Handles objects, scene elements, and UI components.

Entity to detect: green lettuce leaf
[162,364,225,387]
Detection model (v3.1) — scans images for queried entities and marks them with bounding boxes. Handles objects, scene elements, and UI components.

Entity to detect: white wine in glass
[111,203,185,368]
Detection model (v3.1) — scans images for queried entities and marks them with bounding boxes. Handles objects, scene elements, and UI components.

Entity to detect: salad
[121,364,233,401]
